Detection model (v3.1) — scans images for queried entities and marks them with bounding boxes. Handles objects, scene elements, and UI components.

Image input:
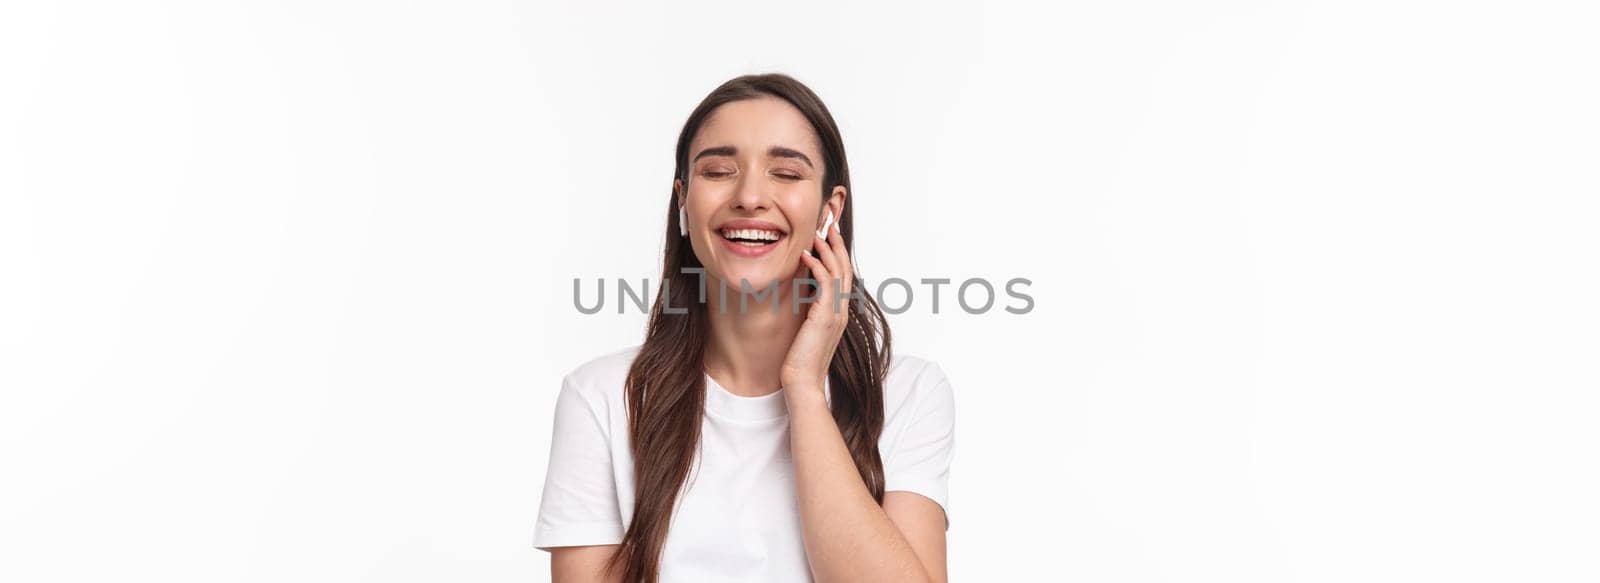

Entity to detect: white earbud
[816,210,834,239]
[678,207,687,237]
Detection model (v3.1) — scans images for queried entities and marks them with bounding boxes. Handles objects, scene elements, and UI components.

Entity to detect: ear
[674,178,685,208]
[822,184,847,223]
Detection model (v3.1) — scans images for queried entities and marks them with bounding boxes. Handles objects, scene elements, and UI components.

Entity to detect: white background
[3,0,1597,581]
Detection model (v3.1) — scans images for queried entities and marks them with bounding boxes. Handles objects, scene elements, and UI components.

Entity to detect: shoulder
[885,353,953,397]
[560,345,641,404]
[882,353,955,421]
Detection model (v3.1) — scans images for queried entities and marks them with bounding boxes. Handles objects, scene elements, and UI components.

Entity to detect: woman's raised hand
[781,217,852,403]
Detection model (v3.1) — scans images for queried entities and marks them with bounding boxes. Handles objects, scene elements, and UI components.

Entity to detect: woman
[534,73,955,583]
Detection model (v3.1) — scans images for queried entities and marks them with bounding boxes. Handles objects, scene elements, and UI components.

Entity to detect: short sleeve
[883,363,956,530]
[533,375,625,550]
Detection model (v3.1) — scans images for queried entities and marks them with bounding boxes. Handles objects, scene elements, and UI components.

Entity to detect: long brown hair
[606,73,893,582]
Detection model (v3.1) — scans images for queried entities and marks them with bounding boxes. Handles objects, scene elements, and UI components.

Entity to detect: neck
[703,281,805,397]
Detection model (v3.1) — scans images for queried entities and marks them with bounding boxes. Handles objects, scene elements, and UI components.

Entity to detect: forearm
[786,388,931,583]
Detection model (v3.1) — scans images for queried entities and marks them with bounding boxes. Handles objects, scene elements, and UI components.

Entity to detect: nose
[730,173,771,213]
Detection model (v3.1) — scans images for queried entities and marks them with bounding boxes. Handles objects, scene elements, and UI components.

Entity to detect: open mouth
[719,228,785,247]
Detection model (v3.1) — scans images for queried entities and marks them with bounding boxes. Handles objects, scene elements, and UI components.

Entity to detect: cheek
[782,196,825,229]
[685,187,743,228]
[684,189,723,225]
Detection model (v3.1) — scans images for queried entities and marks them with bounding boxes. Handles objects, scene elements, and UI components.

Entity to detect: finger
[798,248,827,279]
[826,220,853,295]
[797,252,834,316]
[812,232,848,315]
[812,228,840,276]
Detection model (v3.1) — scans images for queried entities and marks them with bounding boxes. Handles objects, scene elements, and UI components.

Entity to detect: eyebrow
[691,145,814,169]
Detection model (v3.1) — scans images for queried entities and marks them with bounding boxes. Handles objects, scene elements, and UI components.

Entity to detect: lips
[714,219,787,258]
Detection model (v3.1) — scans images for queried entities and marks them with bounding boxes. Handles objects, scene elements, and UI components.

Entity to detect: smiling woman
[533,73,955,583]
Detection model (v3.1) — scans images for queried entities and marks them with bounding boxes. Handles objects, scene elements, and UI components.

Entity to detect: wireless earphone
[816,209,834,239]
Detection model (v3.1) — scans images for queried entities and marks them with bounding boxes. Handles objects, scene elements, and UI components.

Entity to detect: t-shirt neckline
[704,373,789,422]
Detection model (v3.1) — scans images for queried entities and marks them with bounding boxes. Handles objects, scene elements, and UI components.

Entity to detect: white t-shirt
[533,345,955,582]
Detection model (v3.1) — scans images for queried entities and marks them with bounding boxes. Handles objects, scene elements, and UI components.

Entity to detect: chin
[709,261,792,294]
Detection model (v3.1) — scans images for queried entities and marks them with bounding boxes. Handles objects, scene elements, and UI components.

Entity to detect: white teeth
[721,228,781,242]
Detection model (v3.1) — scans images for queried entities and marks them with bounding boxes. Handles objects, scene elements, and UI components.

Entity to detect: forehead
[690,96,822,161]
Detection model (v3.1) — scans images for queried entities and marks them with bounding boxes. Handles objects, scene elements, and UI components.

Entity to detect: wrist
[782,382,830,410]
